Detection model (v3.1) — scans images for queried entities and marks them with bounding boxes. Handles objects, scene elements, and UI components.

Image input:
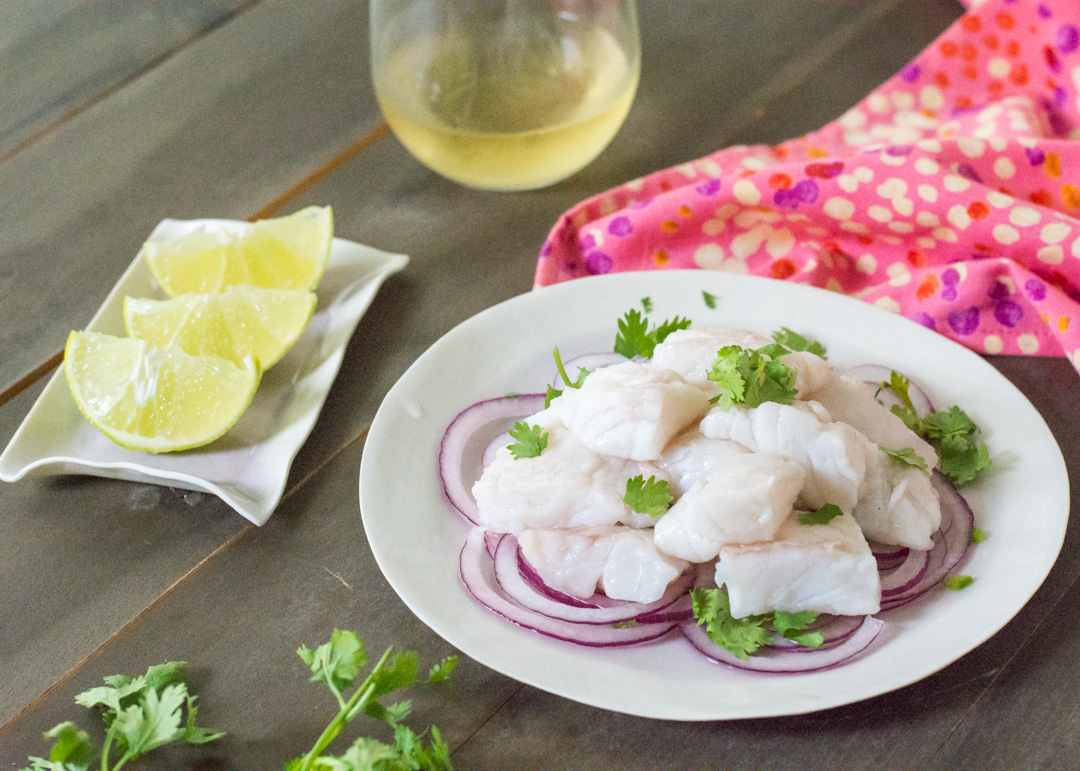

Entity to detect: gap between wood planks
[0,121,391,411]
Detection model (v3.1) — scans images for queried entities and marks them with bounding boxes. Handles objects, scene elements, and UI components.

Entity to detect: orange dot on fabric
[1046,154,1062,178]
[984,33,999,49]
[956,96,973,108]
[996,12,1015,30]
[907,250,928,267]
[769,173,793,190]
[916,273,941,300]
[1062,185,1080,209]
[987,80,1004,96]
[807,146,829,159]
[964,65,979,80]
[1010,64,1029,86]
[997,186,1014,197]
[974,242,994,254]
[659,181,673,192]
[960,43,978,61]
[773,145,790,159]
[678,205,694,219]
[935,72,950,87]
[1006,40,1021,56]
[968,201,991,220]
[771,259,797,280]
[961,15,981,32]
[1030,190,1054,207]
[857,234,874,245]
[1060,317,1071,332]
[661,220,679,233]
[1042,313,1052,324]
[941,40,959,57]
[654,250,670,265]
[738,169,755,178]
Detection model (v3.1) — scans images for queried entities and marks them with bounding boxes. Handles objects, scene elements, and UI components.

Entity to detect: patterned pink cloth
[535,0,1080,373]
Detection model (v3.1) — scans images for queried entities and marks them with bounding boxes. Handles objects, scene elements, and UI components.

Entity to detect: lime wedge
[124,285,317,369]
[65,331,261,453]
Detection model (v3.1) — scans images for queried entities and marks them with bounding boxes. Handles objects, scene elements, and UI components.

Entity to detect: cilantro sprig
[21,662,223,771]
[707,344,798,410]
[623,475,673,518]
[691,588,823,660]
[507,422,548,459]
[882,446,928,473]
[546,347,589,407]
[290,630,457,771]
[614,308,691,359]
[771,327,828,359]
[879,372,991,486]
[798,503,844,525]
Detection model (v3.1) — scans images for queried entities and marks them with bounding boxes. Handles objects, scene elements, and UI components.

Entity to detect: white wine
[374,26,639,190]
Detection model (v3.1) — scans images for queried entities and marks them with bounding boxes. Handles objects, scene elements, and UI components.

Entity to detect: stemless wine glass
[370,0,640,191]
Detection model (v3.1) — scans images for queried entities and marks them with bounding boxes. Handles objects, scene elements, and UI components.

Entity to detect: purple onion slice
[439,394,546,524]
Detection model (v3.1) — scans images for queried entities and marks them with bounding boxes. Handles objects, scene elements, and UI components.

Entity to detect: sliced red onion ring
[880,547,931,597]
[680,616,884,672]
[481,431,512,469]
[460,529,678,647]
[843,364,934,415]
[439,394,546,524]
[518,549,628,609]
[549,352,626,388]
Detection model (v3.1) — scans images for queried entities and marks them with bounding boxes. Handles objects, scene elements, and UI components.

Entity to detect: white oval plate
[359,270,1068,720]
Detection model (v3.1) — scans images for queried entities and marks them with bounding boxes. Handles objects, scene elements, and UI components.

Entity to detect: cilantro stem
[297,646,394,771]
[100,729,116,771]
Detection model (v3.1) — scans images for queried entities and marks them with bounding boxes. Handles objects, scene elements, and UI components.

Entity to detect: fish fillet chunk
[779,350,834,398]
[700,401,869,512]
[541,361,710,461]
[811,374,938,470]
[854,450,941,549]
[715,513,881,617]
[657,428,751,496]
[653,453,806,562]
[652,326,773,396]
[518,526,689,603]
[473,421,668,534]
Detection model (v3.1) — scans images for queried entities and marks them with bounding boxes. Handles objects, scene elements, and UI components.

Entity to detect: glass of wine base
[370,0,640,191]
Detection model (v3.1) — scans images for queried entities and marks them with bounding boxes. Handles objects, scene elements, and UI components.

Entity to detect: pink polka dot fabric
[535,0,1080,373]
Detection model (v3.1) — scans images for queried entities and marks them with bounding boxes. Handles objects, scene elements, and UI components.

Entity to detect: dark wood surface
[5,1,1078,768]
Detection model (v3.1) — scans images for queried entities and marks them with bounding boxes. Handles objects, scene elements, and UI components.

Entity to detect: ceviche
[439,301,990,673]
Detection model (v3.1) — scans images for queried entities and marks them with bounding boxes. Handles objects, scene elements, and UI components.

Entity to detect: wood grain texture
[0,0,252,160]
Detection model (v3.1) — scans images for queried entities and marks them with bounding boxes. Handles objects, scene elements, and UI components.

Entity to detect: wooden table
[3,1,1078,767]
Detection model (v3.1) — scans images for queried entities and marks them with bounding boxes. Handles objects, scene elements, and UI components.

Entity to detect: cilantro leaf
[938,433,992,486]
[506,422,548,459]
[772,327,828,359]
[641,296,653,313]
[798,503,844,525]
[623,475,673,517]
[945,575,974,590]
[613,308,692,359]
[882,446,929,472]
[971,527,987,543]
[427,656,457,684]
[30,722,95,771]
[298,628,367,694]
[773,610,824,648]
[653,315,692,347]
[691,588,772,660]
[544,384,562,409]
[112,682,188,758]
[702,290,717,309]
[707,345,797,410]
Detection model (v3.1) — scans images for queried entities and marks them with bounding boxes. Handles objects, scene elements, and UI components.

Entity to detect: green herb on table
[613,308,691,359]
[707,345,798,410]
[691,588,822,660]
[290,629,457,771]
[878,372,992,486]
[623,475,673,518]
[771,327,828,359]
[798,503,844,526]
[506,422,548,459]
[21,661,223,771]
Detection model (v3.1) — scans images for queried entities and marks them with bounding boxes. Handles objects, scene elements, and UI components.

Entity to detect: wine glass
[370,0,640,191]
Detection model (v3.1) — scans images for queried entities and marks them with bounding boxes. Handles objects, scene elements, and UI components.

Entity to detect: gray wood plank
[0,0,381,398]
[0,436,523,768]
[0,0,251,159]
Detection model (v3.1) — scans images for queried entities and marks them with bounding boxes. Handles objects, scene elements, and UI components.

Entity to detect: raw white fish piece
[518,526,689,603]
[779,350,834,398]
[854,449,941,549]
[652,326,773,395]
[541,361,710,461]
[472,421,669,534]
[810,374,938,470]
[656,428,751,496]
[700,401,868,511]
[715,512,881,617]
[653,453,806,562]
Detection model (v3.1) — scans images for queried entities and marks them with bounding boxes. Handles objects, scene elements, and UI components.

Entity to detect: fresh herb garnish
[612,620,639,629]
[640,296,653,313]
[945,575,974,591]
[772,327,828,359]
[879,372,992,486]
[507,422,548,459]
[798,503,844,526]
[544,384,562,409]
[623,475,673,517]
[702,291,717,309]
[552,347,588,389]
[290,629,457,771]
[707,345,798,410]
[971,527,987,543]
[613,308,692,359]
[22,662,223,771]
[691,588,821,660]
[882,446,929,473]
